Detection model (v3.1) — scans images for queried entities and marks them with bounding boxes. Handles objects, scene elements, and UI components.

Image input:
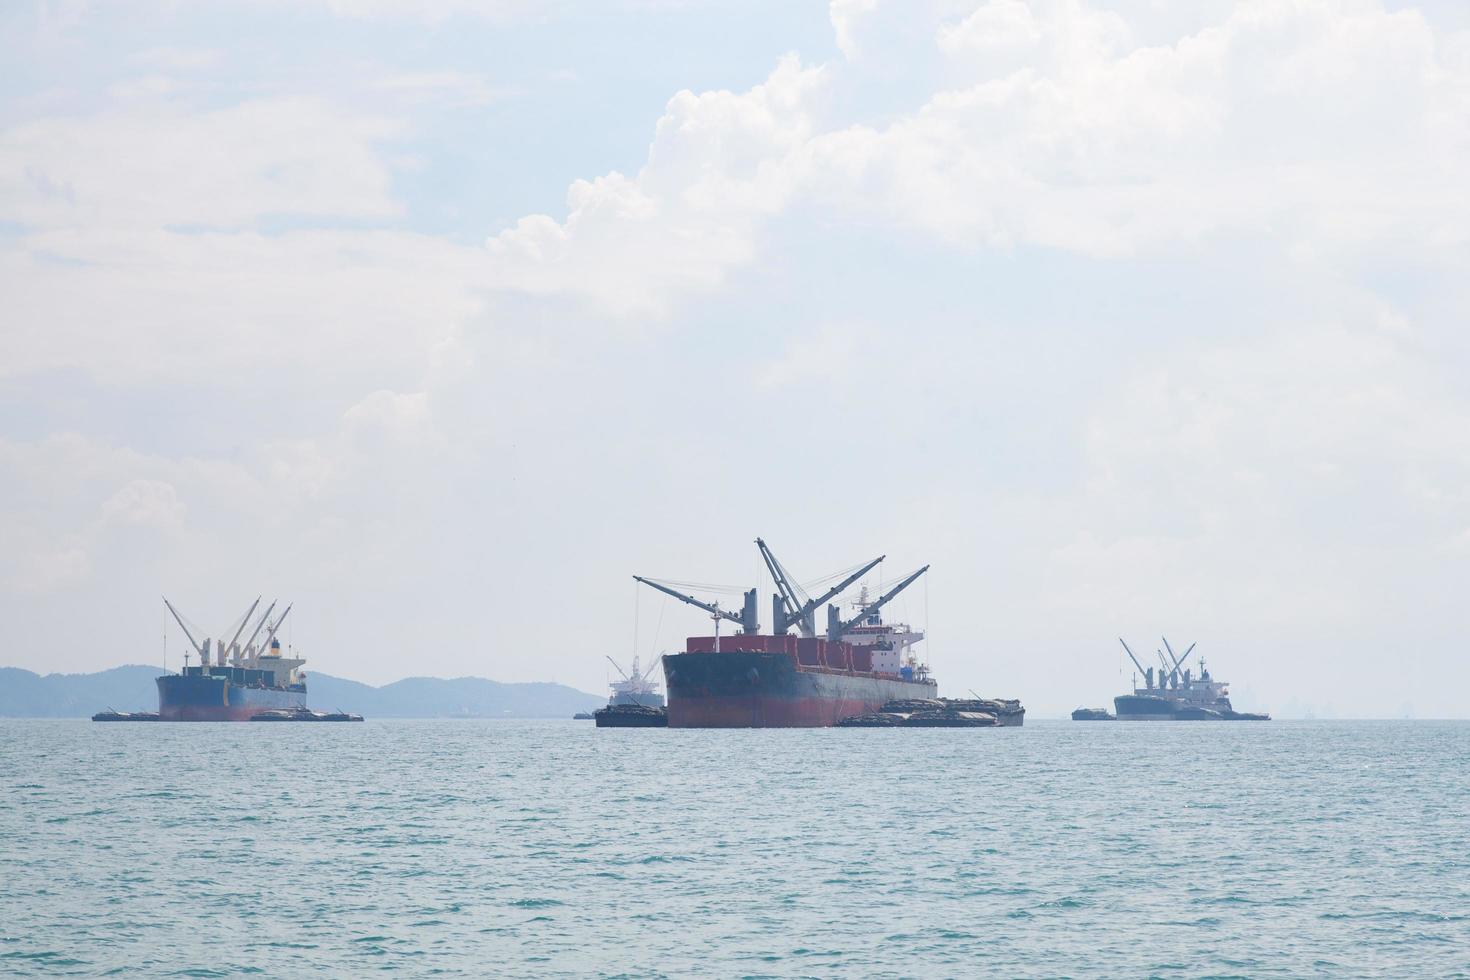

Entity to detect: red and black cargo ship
[663,632,936,727]
[636,539,939,728]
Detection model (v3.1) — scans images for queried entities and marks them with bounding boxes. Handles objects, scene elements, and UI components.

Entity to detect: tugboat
[593,655,668,728]
[1112,638,1269,721]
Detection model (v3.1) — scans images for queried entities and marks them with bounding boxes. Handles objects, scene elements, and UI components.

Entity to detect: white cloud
[0,97,401,231]
[485,0,1470,314]
[101,479,185,529]
[130,47,222,72]
[373,71,515,107]
[0,227,489,381]
[938,0,1044,59]
[484,54,824,315]
[758,323,872,389]
[343,389,443,449]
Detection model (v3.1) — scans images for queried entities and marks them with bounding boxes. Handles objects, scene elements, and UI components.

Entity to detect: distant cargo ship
[154,596,310,721]
[605,655,665,708]
[1112,637,1269,721]
[594,655,668,727]
[636,539,940,728]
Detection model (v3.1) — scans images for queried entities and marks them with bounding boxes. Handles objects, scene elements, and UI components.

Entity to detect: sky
[3,0,1469,718]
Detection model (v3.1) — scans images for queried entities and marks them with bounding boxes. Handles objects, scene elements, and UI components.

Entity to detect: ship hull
[156,674,306,722]
[663,651,939,728]
[1113,694,1179,720]
[594,706,668,728]
[1114,694,1270,721]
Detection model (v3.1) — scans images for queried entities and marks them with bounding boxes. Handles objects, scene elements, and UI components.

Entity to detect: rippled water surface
[2,720,1468,976]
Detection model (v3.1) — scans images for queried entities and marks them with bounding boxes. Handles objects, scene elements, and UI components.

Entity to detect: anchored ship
[1112,637,1269,721]
[636,538,939,728]
[605,655,665,708]
[155,596,310,721]
[594,655,668,727]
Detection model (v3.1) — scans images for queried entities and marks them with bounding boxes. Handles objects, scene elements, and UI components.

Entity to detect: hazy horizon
[5,0,1470,720]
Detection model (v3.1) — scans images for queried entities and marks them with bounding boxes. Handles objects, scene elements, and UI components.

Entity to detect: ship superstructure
[605,655,665,708]
[635,538,938,727]
[1113,637,1268,721]
[839,586,926,678]
[156,596,309,721]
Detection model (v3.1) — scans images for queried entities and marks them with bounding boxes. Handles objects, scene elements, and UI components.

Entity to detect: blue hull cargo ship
[155,596,310,721]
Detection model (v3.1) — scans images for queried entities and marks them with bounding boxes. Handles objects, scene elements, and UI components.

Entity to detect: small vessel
[572,712,594,720]
[1071,707,1115,721]
[1113,637,1269,721]
[594,655,668,727]
[636,538,948,728]
[91,710,160,722]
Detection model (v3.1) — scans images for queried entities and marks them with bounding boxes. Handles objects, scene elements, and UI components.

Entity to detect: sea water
[1,719,1466,977]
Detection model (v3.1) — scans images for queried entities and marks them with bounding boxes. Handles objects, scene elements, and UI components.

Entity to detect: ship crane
[222,596,261,666]
[755,538,883,637]
[241,600,278,657]
[260,604,292,653]
[163,597,208,665]
[605,654,659,685]
[1162,637,1197,675]
[827,565,929,642]
[1119,638,1152,689]
[1155,649,1176,687]
[632,576,759,634]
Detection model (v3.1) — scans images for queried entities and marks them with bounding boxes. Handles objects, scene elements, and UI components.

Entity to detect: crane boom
[796,555,884,636]
[836,565,929,635]
[755,538,806,634]
[241,600,277,654]
[1118,638,1149,679]
[605,655,630,681]
[1163,637,1197,672]
[163,597,205,657]
[223,596,261,660]
[633,577,757,633]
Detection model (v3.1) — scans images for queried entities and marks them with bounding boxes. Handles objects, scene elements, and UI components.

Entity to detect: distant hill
[0,666,603,718]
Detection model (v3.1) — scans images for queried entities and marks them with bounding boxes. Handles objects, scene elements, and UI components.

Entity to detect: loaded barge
[634,538,1000,728]
[594,655,668,727]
